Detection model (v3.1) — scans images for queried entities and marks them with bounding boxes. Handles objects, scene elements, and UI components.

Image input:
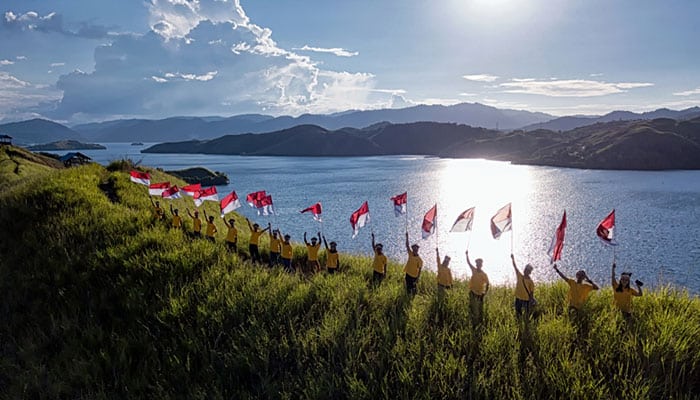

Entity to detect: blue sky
[1,0,699,123]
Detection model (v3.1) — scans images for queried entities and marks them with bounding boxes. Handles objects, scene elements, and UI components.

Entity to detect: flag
[301,202,322,221]
[547,211,567,263]
[193,186,218,207]
[390,192,407,217]
[596,209,618,246]
[450,207,475,232]
[350,201,370,238]
[246,191,266,207]
[129,170,150,185]
[490,202,512,239]
[220,191,241,217]
[161,185,182,200]
[421,204,437,239]
[259,194,274,216]
[181,183,201,197]
[148,182,170,196]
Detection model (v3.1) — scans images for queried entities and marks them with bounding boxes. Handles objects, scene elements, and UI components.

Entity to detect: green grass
[1,152,699,399]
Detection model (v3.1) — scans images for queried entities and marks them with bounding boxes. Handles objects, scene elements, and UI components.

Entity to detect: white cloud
[389,93,415,109]
[459,92,476,97]
[590,73,604,77]
[50,62,65,67]
[0,72,61,121]
[292,45,359,57]
[0,72,30,88]
[673,87,700,96]
[0,59,14,65]
[16,56,27,60]
[151,76,168,83]
[463,74,499,82]
[498,78,654,97]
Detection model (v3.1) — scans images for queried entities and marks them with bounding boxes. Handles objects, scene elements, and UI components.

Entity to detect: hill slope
[0,118,84,145]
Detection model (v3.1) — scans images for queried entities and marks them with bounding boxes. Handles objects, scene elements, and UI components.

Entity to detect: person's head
[208,216,214,223]
[475,258,483,269]
[619,272,632,289]
[443,255,451,267]
[173,209,179,215]
[311,237,318,245]
[284,234,290,242]
[330,241,337,251]
[155,201,160,207]
[575,270,586,282]
[194,210,199,217]
[375,243,383,254]
[228,219,235,226]
[253,223,259,231]
[411,243,420,255]
[524,263,533,276]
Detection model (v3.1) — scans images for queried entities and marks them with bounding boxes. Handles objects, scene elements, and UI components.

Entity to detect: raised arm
[583,271,599,290]
[203,209,209,220]
[511,253,521,275]
[634,279,643,297]
[371,232,376,250]
[169,204,174,216]
[405,232,410,253]
[552,264,567,281]
[611,263,617,287]
[222,218,231,228]
[246,218,253,231]
[436,248,440,266]
[322,235,329,250]
[186,208,193,218]
[465,250,475,270]
[149,196,156,207]
[303,232,309,246]
[316,232,322,244]
[260,224,270,233]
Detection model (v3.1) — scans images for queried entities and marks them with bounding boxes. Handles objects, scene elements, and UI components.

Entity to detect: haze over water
[74,144,700,293]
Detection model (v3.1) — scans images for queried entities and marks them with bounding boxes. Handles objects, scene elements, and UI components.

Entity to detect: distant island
[28,140,106,151]
[143,117,700,171]
[165,167,229,186]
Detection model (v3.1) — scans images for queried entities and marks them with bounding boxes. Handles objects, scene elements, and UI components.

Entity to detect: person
[323,235,339,273]
[403,232,423,294]
[553,264,599,311]
[511,254,535,317]
[370,233,388,283]
[304,232,322,273]
[612,262,643,318]
[186,208,202,238]
[222,217,238,251]
[202,209,217,242]
[246,218,269,263]
[280,233,294,272]
[466,250,490,325]
[150,197,165,221]
[169,204,182,229]
[268,223,281,267]
[436,248,453,290]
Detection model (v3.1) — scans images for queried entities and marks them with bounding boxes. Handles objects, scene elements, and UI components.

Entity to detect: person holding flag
[553,265,599,312]
[280,233,294,273]
[403,232,423,294]
[511,254,535,318]
[186,208,202,238]
[202,209,218,242]
[222,218,238,252]
[303,232,322,273]
[371,233,388,284]
[149,197,165,221]
[169,204,182,229]
[436,247,453,290]
[246,218,270,264]
[611,263,643,319]
[466,251,490,326]
[268,223,282,267]
[322,235,339,274]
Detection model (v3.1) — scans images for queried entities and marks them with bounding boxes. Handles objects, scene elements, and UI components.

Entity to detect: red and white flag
[181,183,201,197]
[421,204,437,239]
[596,209,618,246]
[301,202,322,221]
[258,194,275,216]
[193,186,219,207]
[130,170,150,186]
[161,185,182,200]
[246,191,266,207]
[148,182,170,196]
[391,192,407,217]
[350,201,370,238]
[450,207,475,232]
[490,202,512,240]
[220,191,241,217]
[547,211,567,263]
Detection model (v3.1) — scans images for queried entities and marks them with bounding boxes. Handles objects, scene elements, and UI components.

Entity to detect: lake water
[59,144,700,293]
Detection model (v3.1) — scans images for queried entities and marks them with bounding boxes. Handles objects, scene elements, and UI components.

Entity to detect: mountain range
[521,107,700,132]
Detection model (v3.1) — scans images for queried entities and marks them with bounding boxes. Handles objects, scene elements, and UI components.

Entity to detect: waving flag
[129,170,150,186]
[161,185,182,200]
[490,202,512,240]
[596,209,618,246]
[391,192,407,217]
[258,195,275,216]
[301,202,322,221]
[181,183,201,197]
[350,201,370,238]
[421,204,437,239]
[547,211,567,263]
[193,186,219,207]
[246,191,266,207]
[148,182,170,196]
[220,191,241,217]
[450,207,475,232]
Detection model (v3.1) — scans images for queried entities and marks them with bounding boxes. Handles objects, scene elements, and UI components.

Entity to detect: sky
[1,0,699,124]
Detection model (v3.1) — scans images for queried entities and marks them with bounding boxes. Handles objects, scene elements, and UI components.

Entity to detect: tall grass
[1,158,699,399]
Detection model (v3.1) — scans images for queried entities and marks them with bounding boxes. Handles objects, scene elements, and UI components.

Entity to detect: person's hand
[317,231,321,236]
[612,263,616,269]
[553,263,558,269]
[635,279,644,287]
[510,253,515,260]
[405,232,409,239]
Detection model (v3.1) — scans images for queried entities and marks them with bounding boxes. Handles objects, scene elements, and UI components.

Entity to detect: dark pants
[206,236,215,242]
[373,271,385,283]
[327,267,337,274]
[249,244,260,263]
[282,257,293,272]
[470,291,485,325]
[269,252,280,267]
[405,274,418,294]
[515,298,531,317]
[226,241,237,251]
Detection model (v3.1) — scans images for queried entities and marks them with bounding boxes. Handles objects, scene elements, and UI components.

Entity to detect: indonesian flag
[547,211,567,263]
[220,191,241,217]
[490,202,512,240]
[596,209,618,246]
[258,195,274,216]
[246,191,266,207]
[350,201,370,238]
[450,207,475,232]
[181,183,201,197]
[421,204,437,239]
[391,192,407,217]
[148,182,170,196]
[301,202,322,221]
[193,186,219,207]
[130,170,150,186]
[161,185,182,200]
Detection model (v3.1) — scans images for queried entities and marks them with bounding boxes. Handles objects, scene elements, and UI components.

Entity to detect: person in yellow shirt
[371,233,388,283]
[150,197,165,221]
[612,262,643,318]
[436,247,453,290]
[169,204,182,229]
[304,232,322,273]
[553,264,599,311]
[268,223,282,267]
[202,210,217,241]
[322,235,339,274]
[511,254,535,317]
[186,208,202,238]
[403,232,423,295]
[280,233,294,273]
[466,250,490,326]
[222,217,238,251]
[246,218,270,264]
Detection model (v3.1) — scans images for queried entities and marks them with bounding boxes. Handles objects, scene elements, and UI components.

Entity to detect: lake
[58,143,700,293]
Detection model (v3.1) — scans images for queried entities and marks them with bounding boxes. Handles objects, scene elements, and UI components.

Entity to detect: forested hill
[144,117,700,170]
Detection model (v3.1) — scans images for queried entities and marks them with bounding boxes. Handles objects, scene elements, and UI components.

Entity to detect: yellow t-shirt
[192,217,201,233]
[612,278,639,312]
[206,222,217,237]
[566,278,595,309]
[281,242,293,259]
[469,269,489,296]
[372,250,387,274]
[403,252,423,278]
[269,235,281,253]
[307,243,321,261]
[154,206,165,219]
[437,258,453,287]
[514,270,534,301]
[250,231,263,245]
[326,251,339,269]
[225,227,238,243]
[172,215,182,228]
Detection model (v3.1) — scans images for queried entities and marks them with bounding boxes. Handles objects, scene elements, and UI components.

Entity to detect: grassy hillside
[1,152,699,399]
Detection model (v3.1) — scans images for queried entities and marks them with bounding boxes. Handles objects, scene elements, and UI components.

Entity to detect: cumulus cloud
[463,74,499,82]
[673,87,700,96]
[498,78,654,97]
[389,93,415,109]
[2,10,114,39]
[0,72,61,121]
[0,60,14,66]
[292,45,359,57]
[16,56,27,60]
[50,62,66,67]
